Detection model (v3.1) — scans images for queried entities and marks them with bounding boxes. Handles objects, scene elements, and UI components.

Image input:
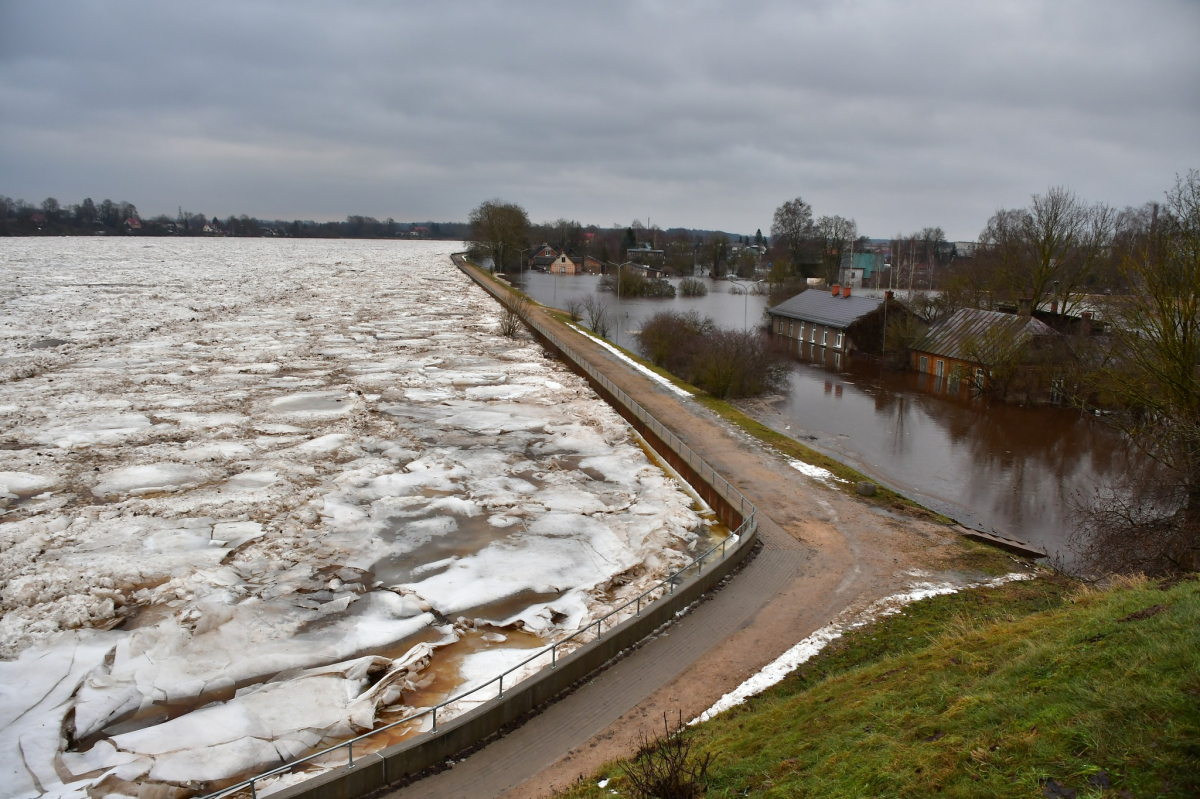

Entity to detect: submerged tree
[468,199,529,272]
[1074,171,1200,574]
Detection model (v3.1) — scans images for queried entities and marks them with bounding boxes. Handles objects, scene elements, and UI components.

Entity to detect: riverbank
[393,259,1040,799]
[555,573,1200,798]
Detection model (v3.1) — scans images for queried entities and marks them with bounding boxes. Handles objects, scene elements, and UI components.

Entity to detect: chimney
[1050,300,1058,314]
[842,285,852,298]
[1018,297,1032,317]
[831,284,841,296]
[1081,310,1093,335]
[885,290,895,301]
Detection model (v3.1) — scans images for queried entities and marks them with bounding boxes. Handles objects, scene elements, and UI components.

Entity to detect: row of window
[779,318,843,350]
[918,355,986,387]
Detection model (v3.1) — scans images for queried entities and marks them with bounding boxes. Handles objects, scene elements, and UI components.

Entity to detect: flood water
[517,271,1157,559]
[515,271,768,347]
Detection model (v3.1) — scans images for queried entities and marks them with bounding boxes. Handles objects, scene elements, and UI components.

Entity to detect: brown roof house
[910,307,1059,396]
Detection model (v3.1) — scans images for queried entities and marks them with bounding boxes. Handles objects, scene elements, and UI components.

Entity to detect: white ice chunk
[92,464,207,496]
[0,471,59,497]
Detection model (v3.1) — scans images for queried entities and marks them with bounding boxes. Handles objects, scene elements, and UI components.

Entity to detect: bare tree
[1074,170,1200,574]
[468,199,530,272]
[582,294,612,338]
[815,214,856,285]
[978,187,1115,316]
[622,711,715,799]
[563,297,584,323]
[771,197,814,273]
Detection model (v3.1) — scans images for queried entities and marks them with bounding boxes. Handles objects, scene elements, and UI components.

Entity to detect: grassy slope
[557,575,1200,798]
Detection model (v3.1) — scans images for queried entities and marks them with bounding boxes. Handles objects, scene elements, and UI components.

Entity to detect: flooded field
[0,240,711,798]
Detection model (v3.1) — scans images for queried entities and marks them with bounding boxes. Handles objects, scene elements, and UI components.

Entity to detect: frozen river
[0,239,706,798]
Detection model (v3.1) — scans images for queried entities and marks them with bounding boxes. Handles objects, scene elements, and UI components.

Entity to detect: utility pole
[616,262,622,346]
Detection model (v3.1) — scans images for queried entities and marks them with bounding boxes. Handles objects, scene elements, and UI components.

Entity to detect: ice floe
[0,239,703,798]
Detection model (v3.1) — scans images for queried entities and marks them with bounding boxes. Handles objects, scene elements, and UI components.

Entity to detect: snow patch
[691,572,1035,724]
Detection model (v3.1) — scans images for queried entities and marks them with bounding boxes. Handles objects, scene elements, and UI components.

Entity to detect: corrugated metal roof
[767,290,882,329]
[912,308,1057,361]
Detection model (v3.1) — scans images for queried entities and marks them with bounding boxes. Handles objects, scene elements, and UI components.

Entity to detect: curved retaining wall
[268,257,758,799]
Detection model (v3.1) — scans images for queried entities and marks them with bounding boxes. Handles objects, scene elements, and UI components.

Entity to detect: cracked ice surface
[0,239,702,798]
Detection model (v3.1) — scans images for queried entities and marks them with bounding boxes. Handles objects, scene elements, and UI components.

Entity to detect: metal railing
[199,262,757,799]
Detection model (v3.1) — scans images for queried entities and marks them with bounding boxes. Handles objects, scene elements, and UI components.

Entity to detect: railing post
[250,780,257,799]
[551,643,557,669]
[347,740,354,768]
[431,706,437,733]
[636,594,641,616]
[499,674,503,698]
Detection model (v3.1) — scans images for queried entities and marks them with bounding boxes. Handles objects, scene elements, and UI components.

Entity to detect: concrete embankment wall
[268,257,758,799]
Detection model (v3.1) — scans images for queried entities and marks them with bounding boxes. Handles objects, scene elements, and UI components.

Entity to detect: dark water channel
[515,271,1157,560]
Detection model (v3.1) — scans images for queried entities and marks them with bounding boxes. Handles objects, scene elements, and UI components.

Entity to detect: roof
[768,290,883,329]
[912,308,1057,361]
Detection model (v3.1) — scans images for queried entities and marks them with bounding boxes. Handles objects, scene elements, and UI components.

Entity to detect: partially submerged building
[910,307,1058,385]
[767,285,883,355]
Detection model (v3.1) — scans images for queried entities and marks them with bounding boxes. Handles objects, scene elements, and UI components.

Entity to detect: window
[789,320,795,338]
[822,329,828,346]
[936,360,945,378]
[975,368,986,388]
[810,325,816,343]
[919,356,929,372]
[835,332,844,349]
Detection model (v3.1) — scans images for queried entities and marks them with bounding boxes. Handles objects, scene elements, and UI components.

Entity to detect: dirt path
[387,264,973,798]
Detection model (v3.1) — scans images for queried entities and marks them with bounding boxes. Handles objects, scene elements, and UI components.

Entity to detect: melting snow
[569,324,693,399]
[691,572,1035,724]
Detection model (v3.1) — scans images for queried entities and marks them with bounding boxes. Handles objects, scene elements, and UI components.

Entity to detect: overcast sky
[1,1,1197,239]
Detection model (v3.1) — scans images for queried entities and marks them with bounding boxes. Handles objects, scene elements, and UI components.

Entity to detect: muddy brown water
[761,343,1161,560]
[519,273,1159,561]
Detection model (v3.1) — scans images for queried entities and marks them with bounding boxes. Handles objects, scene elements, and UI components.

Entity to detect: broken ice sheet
[0,239,702,796]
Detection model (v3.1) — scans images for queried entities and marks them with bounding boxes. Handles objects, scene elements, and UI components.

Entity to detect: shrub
[678,277,708,297]
[582,294,612,338]
[622,712,715,799]
[637,311,788,399]
[637,311,714,369]
[499,295,530,338]
[599,269,677,297]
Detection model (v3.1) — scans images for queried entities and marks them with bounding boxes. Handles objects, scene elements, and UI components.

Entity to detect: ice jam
[0,239,702,798]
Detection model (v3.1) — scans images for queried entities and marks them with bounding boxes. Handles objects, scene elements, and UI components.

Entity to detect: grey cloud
[1,0,1197,238]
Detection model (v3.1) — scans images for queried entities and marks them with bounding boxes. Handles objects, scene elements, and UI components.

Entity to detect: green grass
[557,575,1200,798]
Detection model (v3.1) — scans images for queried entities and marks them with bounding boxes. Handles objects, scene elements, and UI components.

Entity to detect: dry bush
[581,294,612,338]
[564,297,584,322]
[637,311,788,399]
[499,295,530,338]
[622,711,715,799]
[636,311,713,369]
[678,277,708,297]
[689,328,788,399]
[1072,469,1200,577]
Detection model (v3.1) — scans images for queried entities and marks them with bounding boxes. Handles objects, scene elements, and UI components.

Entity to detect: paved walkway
[386,262,956,798]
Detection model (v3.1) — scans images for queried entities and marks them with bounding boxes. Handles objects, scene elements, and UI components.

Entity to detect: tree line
[467,199,765,279]
[0,195,468,239]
